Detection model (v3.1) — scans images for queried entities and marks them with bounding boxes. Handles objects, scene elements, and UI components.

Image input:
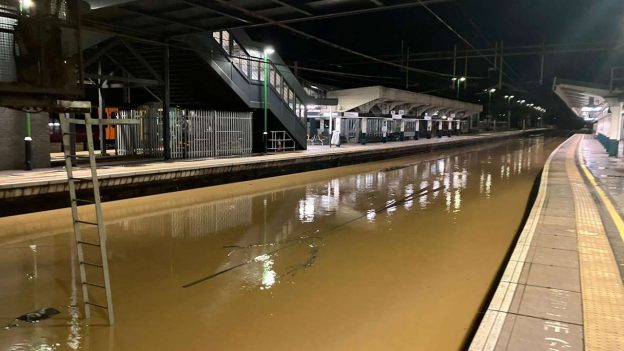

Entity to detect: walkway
[469,134,624,351]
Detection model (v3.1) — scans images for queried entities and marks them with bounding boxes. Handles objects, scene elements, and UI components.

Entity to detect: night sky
[244,0,622,127]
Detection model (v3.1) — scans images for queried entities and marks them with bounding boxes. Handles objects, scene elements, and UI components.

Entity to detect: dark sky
[247,0,624,99]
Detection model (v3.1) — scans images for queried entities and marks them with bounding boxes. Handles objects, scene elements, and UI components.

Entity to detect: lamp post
[453,77,466,100]
[517,100,526,129]
[262,46,274,154]
[485,88,496,128]
[504,95,514,130]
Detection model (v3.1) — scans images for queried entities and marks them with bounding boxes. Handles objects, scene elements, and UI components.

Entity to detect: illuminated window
[221,31,230,54]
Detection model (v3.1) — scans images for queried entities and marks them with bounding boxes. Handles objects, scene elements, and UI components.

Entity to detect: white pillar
[609,100,623,141]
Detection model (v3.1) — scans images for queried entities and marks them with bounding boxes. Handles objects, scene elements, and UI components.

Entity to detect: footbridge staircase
[178,30,335,150]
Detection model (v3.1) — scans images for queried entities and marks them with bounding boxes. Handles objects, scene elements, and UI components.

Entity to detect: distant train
[49,107,119,150]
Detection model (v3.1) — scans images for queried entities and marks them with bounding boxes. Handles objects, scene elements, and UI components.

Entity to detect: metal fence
[116,107,252,159]
[116,107,164,157]
[214,111,253,157]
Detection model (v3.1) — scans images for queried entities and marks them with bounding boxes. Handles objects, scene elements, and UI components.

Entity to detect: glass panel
[221,31,230,54]
[259,60,265,82]
[240,52,249,76]
[212,31,220,44]
[270,68,276,88]
[275,74,282,95]
[282,83,289,102]
[231,40,241,70]
[288,89,294,110]
[251,59,259,80]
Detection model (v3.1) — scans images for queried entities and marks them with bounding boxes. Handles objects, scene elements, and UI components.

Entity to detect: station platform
[0,129,544,215]
[470,134,624,351]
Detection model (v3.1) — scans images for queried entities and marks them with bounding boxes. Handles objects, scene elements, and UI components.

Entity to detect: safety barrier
[116,107,252,159]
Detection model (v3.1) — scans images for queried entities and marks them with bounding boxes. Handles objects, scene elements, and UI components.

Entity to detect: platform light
[489,88,496,93]
[21,0,34,9]
[459,77,466,82]
[581,106,603,112]
[263,46,275,55]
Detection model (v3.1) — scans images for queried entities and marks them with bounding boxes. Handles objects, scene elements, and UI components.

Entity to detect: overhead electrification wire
[454,3,523,82]
[415,0,520,86]
[215,0,465,81]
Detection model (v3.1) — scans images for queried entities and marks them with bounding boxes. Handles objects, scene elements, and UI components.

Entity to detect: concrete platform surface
[0,130,541,202]
[469,134,624,351]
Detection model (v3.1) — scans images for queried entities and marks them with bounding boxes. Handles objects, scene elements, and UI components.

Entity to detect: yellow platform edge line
[576,135,624,244]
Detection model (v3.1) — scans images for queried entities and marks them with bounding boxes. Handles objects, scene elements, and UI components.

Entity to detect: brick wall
[0,107,50,170]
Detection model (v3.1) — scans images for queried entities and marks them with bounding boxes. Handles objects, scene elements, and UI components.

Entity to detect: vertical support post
[607,99,623,156]
[405,47,410,89]
[24,112,32,170]
[263,52,269,154]
[75,0,84,95]
[69,114,77,166]
[329,105,333,148]
[163,43,171,160]
[507,101,512,130]
[360,117,367,144]
[452,44,457,79]
[414,118,420,140]
[539,41,545,85]
[97,62,105,155]
[498,41,504,90]
[494,42,498,70]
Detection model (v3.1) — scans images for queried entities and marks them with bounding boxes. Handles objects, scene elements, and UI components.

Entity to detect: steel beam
[120,40,163,82]
[84,73,160,86]
[180,0,253,24]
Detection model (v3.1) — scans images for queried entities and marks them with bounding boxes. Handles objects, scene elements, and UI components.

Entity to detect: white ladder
[60,113,114,325]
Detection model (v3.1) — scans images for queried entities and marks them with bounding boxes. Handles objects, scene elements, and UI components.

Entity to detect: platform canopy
[327,86,483,118]
[81,0,453,41]
[553,78,612,122]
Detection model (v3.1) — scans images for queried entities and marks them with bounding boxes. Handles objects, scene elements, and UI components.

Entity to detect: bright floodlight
[21,0,34,8]
[489,88,496,93]
[452,77,458,81]
[510,95,515,99]
[504,95,509,98]
[459,77,466,82]
[263,47,275,55]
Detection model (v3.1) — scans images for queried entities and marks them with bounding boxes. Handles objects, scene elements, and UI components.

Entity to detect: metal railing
[268,131,296,153]
[116,107,252,159]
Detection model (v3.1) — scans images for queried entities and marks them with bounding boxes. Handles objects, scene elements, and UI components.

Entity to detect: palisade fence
[116,105,252,159]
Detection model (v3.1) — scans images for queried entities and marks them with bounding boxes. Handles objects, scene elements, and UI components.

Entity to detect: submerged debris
[16,308,60,323]
[4,308,60,330]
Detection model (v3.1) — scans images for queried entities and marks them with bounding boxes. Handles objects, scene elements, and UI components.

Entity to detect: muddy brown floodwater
[0,136,563,351]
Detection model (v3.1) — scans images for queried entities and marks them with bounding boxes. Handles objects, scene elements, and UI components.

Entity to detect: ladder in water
[60,113,114,325]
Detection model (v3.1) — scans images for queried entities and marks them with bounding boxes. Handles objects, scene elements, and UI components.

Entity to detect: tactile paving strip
[566,136,624,350]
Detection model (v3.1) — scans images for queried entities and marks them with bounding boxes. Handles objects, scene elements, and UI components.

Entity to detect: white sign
[344,112,359,118]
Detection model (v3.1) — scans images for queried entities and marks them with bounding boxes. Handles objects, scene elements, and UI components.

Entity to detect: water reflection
[131,137,550,291]
[0,136,561,351]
